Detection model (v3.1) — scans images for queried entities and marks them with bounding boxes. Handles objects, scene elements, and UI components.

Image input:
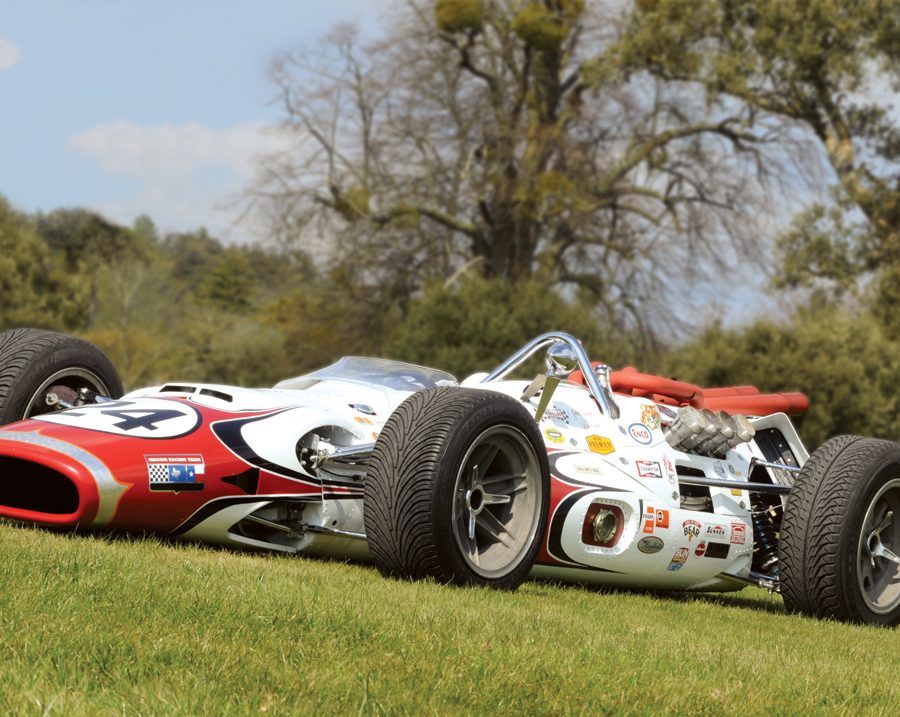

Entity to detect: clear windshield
[283,357,457,392]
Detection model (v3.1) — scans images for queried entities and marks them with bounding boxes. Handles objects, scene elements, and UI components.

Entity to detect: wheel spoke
[481,471,525,486]
[869,509,893,539]
[481,491,511,506]
[468,509,476,541]
[476,510,513,548]
[872,541,900,567]
[474,442,500,481]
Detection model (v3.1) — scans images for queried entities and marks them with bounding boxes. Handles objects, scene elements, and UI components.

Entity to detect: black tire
[364,386,550,590]
[779,435,900,625]
[0,328,123,425]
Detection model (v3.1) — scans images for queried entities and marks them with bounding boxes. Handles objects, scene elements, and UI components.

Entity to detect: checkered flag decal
[149,464,170,484]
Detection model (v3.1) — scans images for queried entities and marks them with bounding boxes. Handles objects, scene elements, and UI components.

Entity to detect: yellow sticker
[544,428,565,444]
[354,416,373,425]
[730,488,743,496]
[586,435,615,455]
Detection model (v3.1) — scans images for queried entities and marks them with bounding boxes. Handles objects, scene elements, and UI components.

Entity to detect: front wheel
[0,329,123,425]
[779,436,900,626]
[364,387,550,590]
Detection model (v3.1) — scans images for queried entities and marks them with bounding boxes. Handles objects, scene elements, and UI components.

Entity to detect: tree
[385,276,641,378]
[251,0,782,339]
[0,196,88,330]
[662,306,900,448]
[621,0,900,323]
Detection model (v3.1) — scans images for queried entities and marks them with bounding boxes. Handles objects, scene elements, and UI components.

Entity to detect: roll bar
[480,332,620,419]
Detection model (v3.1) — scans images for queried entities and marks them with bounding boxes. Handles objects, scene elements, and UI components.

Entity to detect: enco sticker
[628,423,652,445]
[35,399,201,439]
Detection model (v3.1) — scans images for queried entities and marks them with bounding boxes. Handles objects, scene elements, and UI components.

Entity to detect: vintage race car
[0,328,897,626]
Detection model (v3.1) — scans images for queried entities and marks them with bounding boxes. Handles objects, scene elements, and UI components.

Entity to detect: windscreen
[293,357,457,392]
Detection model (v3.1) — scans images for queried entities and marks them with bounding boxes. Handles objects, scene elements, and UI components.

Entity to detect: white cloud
[0,37,21,70]
[66,120,292,240]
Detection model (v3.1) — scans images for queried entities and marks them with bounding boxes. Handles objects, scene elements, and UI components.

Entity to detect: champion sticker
[147,454,205,492]
[636,460,662,479]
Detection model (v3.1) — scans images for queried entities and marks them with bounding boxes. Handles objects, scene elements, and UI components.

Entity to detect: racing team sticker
[146,454,205,492]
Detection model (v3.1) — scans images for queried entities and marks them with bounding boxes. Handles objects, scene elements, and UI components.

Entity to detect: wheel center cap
[467,486,485,515]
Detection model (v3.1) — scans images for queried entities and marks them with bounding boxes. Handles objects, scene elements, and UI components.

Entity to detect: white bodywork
[119,356,807,593]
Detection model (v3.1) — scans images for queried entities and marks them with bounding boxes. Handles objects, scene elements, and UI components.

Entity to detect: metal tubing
[481,331,619,418]
[677,475,792,495]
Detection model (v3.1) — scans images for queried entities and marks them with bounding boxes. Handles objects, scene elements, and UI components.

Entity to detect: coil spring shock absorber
[750,494,780,575]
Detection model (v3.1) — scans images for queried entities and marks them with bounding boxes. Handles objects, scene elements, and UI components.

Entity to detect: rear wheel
[779,436,900,625]
[0,329,123,425]
[364,387,549,589]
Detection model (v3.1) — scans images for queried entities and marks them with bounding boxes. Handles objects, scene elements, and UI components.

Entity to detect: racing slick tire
[364,387,550,590]
[0,328,123,425]
[779,435,900,626]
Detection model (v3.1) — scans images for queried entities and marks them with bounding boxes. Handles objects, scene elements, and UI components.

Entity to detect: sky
[0,0,384,241]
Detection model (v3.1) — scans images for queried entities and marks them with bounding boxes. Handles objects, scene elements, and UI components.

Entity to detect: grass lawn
[0,521,896,716]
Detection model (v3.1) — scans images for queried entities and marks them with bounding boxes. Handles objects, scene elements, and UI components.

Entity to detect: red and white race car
[0,328,897,626]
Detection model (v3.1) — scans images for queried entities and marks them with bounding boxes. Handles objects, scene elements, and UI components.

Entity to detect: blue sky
[0,0,384,240]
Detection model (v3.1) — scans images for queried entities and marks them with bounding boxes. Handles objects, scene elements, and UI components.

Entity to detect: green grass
[0,522,896,716]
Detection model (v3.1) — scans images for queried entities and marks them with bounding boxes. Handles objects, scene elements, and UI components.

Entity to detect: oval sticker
[638,536,664,554]
[628,422,652,444]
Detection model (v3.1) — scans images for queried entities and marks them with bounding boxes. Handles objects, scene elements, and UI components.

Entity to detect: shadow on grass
[3,518,787,616]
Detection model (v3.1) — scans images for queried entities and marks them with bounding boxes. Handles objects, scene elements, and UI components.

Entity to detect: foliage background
[5,0,900,450]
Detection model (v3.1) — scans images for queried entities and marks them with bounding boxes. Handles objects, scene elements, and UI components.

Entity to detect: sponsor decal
[640,404,661,430]
[573,464,602,475]
[642,506,670,533]
[730,523,747,545]
[706,524,726,538]
[353,416,373,425]
[658,405,678,420]
[682,519,701,542]
[730,488,743,496]
[586,434,615,455]
[714,462,726,477]
[544,428,565,444]
[662,455,676,480]
[667,547,689,571]
[541,408,570,424]
[728,463,736,475]
[628,423,652,445]
[636,460,662,479]
[704,541,730,559]
[371,432,380,440]
[637,536,664,554]
[695,541,707,557]
[146,454,205,492]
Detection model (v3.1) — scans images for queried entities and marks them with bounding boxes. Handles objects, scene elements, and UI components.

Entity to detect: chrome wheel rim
[856,478,900,614]
[451,425,542,579]
[23,368,111,419]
